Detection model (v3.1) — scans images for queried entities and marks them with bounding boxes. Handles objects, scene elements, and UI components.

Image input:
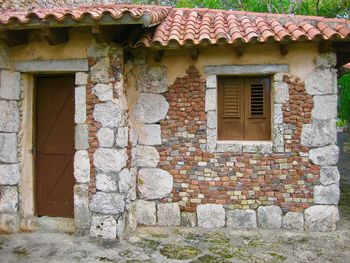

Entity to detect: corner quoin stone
[257,205,282,229]
[135,146,160,168]
[309,145,339,166]
[320,166,340,186]
[197,204,225,228]
[314,183,340,205]
[305,205,339,232]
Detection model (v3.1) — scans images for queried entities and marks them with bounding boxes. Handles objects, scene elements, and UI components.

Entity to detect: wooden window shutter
[217,76,271,141]
[218,78,244,140]
[245,78,271,140]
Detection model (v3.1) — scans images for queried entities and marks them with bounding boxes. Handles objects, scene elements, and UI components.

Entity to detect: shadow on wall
[338,131,350,227]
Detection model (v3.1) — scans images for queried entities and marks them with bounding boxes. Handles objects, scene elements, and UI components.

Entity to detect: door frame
[17,60,89,230]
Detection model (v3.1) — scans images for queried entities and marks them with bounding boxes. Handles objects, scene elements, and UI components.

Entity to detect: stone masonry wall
[0,42,21,233]
[132,52,340,231]
[80,41,132,239]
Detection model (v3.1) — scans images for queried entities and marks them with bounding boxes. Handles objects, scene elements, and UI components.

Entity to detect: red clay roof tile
[0,4,349,47]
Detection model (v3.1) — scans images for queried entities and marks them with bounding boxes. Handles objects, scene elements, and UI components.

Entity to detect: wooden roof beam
[43,27,69,46]
[0,30,29,47]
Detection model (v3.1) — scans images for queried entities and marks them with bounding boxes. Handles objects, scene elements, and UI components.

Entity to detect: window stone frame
[204,64,290,155]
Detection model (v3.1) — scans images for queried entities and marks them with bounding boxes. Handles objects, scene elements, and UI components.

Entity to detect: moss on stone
[191,254,231,263]
[126,260,155,263]
[204,232,230,243]
[208,244,244,259]
[13,247,30,257]
[118,249,134,258]
[159,244,201,260]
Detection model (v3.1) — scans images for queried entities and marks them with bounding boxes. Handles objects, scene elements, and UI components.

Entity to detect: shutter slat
[250,84,264,117]
[223,84,240,118]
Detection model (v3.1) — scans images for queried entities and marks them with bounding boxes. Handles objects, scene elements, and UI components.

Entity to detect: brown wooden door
[35,76,75,218]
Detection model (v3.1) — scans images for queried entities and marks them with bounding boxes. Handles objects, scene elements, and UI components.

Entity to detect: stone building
[0,4,349,239]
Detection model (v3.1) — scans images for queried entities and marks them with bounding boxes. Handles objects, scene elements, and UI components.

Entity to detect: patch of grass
[268,252,286,263]
[191,254,231,263]
[209,245,244,259]
[204,232,230,243]
[133,239,161,251]
[119,249,134,258]
[147,232,169,239]
[13,247,30,257]
[126,260,155,263]
[160,244,201,260]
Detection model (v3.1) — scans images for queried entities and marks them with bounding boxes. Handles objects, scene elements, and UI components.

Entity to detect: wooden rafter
[43,27,69,45]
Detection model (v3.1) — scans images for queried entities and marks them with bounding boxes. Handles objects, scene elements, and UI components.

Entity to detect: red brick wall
[157,66,319,213]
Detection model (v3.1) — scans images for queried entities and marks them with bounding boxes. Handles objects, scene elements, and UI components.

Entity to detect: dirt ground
[0,132,349,263]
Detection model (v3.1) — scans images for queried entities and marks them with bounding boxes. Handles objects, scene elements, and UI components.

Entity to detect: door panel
[36,76,75,218]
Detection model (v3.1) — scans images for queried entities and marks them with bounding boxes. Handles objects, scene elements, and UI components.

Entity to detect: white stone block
[312,95,337,120]
[138,124,162,145]
[0,133,18,163]
[135,146,160,168]
[75,72,88,85]
[136,200,156,225]
[0,70,21,100]
[309,145,339,165]
[205,89,216,112]
[115,127,128,148]
[93,101,126,128]
[320,166,340,186]
[97,127,114,148]
[133,93,169,124]
[305,205,339,231]
[314,183,340,205]
[90,215,117,240]
[96,173,118,192]
[197,204,225,228]
[93,148,127,173]
[206,75,217,89]
[93,83,113,102]
[137,168,173,200]
[74,150,90,184]
[0,164,20,186]
[226,209,257,229]
[0,186,18,213]
[282,212,304,230]
[0,100,20,132]
[75,86,86,124]
[257,205,282,229]
[89,192,125,215]
[157,203,181,226]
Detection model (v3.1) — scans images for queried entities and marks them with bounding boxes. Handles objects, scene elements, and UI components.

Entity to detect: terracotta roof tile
[135,8,350,47]
[0,4,349,47]
[0,4,170,28]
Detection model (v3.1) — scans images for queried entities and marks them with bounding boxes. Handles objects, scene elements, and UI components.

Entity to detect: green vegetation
[159,244,201,259]
[339,72,350,124]
[133,0,350,18]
